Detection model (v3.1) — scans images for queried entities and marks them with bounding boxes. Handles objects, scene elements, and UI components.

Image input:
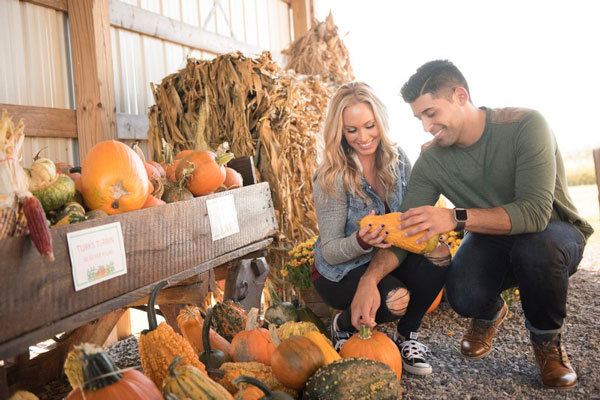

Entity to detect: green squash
[85,209,109,220]
[52,201,86,227]
[212,300,248,342]
[32,174,76,213]
[264,284,298,327]
[303,358,401,400]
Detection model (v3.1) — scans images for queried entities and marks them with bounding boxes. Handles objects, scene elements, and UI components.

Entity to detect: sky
[314,0,600,163]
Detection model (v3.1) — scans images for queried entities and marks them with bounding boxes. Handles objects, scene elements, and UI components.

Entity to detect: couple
[311,60,593,390]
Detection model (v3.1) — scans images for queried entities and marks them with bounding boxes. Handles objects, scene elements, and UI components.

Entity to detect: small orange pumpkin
[340,325,402,380]
[426,290,443,314]
[80,140,149,215]
[175,150,233,196]
[231,308,276,365]
[142,194,166,208]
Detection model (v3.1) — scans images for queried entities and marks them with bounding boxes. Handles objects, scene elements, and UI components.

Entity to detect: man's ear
[454,87,469,105]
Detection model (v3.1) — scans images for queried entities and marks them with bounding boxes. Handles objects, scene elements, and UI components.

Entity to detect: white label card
[67,222,127,291]
[206,194,240,241]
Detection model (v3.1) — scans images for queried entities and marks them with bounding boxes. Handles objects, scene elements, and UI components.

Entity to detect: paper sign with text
[206,194,240,240]
[67,222,127,291]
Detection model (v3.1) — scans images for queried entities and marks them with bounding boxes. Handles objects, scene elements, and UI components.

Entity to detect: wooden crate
[0,178,277,360]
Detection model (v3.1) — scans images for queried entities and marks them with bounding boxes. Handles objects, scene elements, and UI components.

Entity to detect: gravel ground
[35,247,600,400]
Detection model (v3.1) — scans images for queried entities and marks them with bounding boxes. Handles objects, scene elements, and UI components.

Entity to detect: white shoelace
[400,339,429,361]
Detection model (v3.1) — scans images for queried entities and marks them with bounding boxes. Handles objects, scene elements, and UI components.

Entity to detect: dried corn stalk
[148,52,331,251]
[283,12,354,86]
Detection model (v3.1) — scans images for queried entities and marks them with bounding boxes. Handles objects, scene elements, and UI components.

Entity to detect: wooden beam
[109,0,266,57]
[291,0,312,40]
[68,0,117,159]
[20,0,67,12]
[0,237,272,360]
[0,104,77,138]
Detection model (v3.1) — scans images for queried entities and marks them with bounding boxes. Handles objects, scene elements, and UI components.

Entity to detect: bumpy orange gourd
[340,325,402,380]
[175,150,233,196]
[231,308,276,365]
[81,140,149,215]
[138,281,206,388]
[359,212,439,254]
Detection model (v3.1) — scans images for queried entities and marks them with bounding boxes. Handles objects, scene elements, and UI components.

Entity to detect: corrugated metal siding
[112,0,292,116]
[1,0,292,165]
[0,0,76,167]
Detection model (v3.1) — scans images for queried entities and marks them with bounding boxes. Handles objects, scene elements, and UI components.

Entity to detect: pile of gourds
[60,280,402,398]
[28,139,243,230]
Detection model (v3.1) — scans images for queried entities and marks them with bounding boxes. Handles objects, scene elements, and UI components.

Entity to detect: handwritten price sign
[67,222,127,291]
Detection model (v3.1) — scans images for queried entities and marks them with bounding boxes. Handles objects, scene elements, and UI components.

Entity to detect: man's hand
[350,276,380,330]
[399,206,455,244]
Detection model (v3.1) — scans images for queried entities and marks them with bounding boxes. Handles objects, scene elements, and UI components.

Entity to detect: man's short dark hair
[400,60,470,103]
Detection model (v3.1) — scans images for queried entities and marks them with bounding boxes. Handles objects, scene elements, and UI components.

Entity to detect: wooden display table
[0,157,277,393]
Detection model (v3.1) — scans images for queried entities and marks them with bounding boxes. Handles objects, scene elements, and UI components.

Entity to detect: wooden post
[68,0,117,159]
[291,0,313,40]
[593,148,600,211]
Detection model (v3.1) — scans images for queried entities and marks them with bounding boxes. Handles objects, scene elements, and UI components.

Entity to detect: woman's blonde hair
[316,81,398,201]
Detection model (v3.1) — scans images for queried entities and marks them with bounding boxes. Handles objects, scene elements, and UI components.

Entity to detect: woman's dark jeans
[314,252,447,338]
[446,220,586,334]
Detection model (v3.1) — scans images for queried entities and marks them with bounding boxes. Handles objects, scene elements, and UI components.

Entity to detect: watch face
[455,208,468,221]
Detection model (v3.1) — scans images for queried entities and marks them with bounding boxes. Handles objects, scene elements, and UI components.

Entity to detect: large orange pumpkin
[340,325,402,380]
[80,140,149,215]
[175,150,233,196]
[270,335,324,390]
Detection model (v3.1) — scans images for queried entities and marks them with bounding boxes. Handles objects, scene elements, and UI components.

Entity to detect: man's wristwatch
[454,208,468,231]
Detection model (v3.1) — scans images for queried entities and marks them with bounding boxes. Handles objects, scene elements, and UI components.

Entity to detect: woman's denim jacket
[313,149,411,282]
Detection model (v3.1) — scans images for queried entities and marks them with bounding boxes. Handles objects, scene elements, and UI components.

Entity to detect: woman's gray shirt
[312,148,412,282]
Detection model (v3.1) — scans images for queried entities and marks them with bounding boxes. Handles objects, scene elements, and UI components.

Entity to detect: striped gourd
[212,300,248,342]
[163,356,234,400]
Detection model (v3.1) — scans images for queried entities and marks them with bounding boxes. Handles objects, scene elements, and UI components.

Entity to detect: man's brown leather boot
[461,300,508,359]
[531,334,577,390]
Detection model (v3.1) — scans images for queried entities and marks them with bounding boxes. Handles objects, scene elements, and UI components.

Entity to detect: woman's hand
[357,210,392,248]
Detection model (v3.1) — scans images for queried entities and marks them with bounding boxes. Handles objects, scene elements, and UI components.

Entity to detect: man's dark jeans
[446,220,586,334]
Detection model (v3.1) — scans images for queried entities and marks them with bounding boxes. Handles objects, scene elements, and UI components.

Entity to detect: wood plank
[20,0,68,12]
[117,112,149,139]
[290,0,311,40]
[109,0,268,57]
[0,183,275,344]
[6,309,125,392]
[68,0,118,159]
[0,104,77,138]
[0,237,272,360]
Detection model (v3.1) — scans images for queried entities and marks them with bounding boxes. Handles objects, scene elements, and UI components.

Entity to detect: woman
[312,81,449,376]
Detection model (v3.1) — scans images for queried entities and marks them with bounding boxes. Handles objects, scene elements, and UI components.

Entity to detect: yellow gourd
[302,331,340,364]
[276,321,319,341]
[359,212,439,254]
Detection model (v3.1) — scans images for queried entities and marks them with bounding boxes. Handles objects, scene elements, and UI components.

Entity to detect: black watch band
[454,208,467,231]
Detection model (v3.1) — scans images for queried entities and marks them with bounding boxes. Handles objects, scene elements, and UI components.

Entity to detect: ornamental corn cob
[359,212,439,254]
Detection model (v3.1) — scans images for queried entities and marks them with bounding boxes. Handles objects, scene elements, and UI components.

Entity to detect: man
[391,59,592,389]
